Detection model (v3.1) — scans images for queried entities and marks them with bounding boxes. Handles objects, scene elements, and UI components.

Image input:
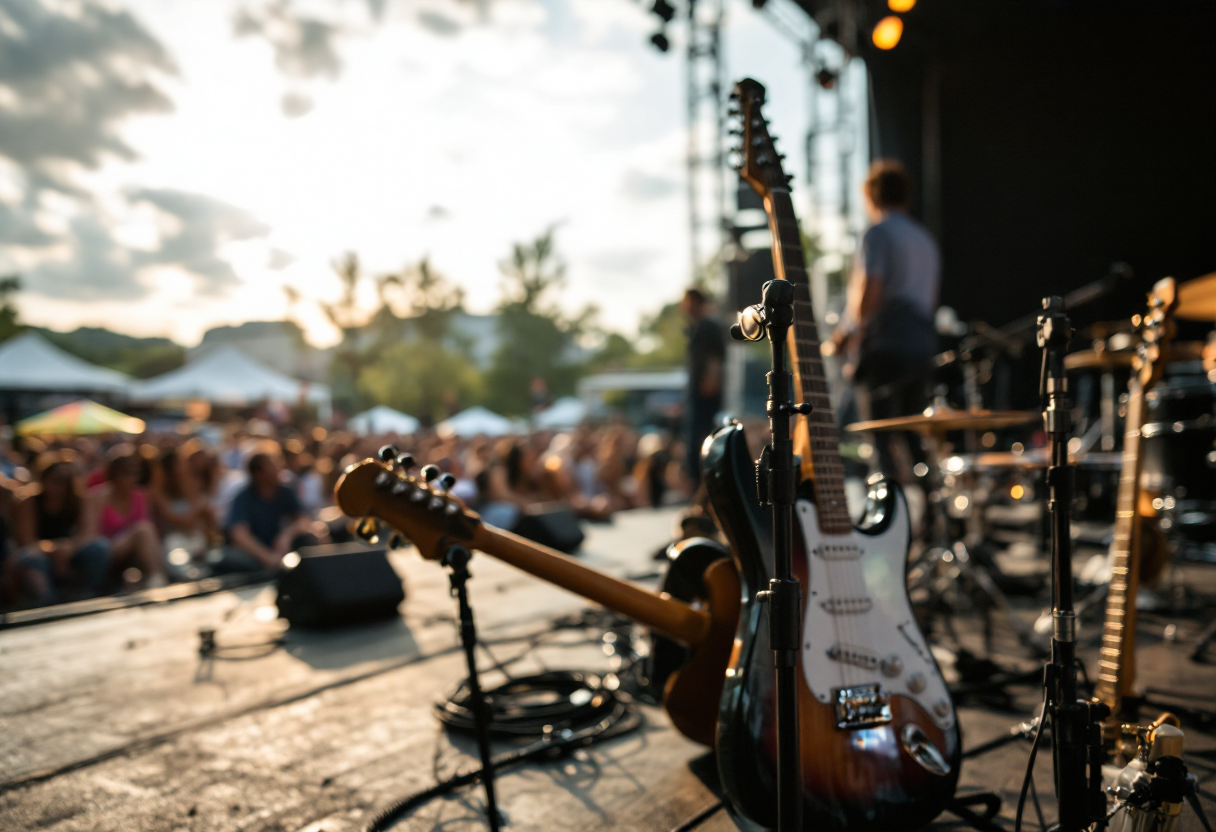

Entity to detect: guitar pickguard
[797,494,955,731]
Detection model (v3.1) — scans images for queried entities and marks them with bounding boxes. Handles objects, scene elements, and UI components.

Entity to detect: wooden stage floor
[2,506,1214,831]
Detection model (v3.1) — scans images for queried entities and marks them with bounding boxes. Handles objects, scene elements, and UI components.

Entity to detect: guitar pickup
[811,543,862,560]
[821,597,873,614]
[827,644,879,670]
[834,684,893,730]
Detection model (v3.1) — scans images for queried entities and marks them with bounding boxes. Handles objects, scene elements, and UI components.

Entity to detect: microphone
[1063,261,1133,311]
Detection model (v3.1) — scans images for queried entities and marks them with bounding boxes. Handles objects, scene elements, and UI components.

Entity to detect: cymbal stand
[908,429,1041,658]
[730,278,808,832]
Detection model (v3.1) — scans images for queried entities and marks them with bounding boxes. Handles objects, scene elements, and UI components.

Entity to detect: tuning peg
[395,452,416,471]
[388,532,408,550]
[377,445,398,462]
[355,515,380,545]
[438,473,457,492]
[420,464,440,482]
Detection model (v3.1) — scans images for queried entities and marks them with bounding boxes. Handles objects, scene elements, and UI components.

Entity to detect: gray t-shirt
[860,211,940,318]
[858,212,940,358]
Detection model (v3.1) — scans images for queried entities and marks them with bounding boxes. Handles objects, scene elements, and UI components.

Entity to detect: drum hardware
[847,407,1044,658]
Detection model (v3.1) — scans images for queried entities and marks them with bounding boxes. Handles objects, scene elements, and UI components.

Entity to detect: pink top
[98,487,148,540]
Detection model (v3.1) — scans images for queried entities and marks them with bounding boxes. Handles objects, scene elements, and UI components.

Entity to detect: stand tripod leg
[444,545,502,832]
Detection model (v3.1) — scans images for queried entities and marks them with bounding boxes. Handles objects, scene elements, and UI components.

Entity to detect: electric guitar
[1095,278,1178,747]
[334,459,740,748]
[702,79,959,832]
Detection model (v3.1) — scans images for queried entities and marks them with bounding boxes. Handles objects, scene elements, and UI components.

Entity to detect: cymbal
[1176,271,1216,321]
[846,404,1037,434]
[1064,349,1136,370]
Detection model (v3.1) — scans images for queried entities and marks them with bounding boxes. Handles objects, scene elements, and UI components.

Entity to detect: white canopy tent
[348,405,420,436]
[0,333,130,393]
[436,406,512,438]
[534,396,587,430]
[131,346,331,421]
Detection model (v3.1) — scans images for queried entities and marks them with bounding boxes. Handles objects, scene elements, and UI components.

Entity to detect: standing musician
[683,287,726,488]
[829,159,941,482]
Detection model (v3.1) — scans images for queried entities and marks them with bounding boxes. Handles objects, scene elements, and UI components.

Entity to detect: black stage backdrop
[790,0,1216,406]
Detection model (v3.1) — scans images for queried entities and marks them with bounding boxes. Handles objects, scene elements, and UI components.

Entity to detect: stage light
[650,30,670,52]
[888,0,916,11]
[651,0,675,23]
[1010,484,1025,500]
[872,15,903,50]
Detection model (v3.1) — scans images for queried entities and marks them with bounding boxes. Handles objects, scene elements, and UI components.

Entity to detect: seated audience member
[90,447,167,588]
[11,452,111,603]
[223,452,323,571]
[153,442,219,574]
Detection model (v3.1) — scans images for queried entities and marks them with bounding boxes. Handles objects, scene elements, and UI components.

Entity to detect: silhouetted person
[830,159,940,482]
[683,288,725,487]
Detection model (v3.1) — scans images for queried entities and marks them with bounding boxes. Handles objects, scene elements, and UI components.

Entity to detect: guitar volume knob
[907,673,926,693]
[880,656,903,678]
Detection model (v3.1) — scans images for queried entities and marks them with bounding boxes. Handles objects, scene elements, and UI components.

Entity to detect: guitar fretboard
[1095,383,1145,716]
[766,187,852,536]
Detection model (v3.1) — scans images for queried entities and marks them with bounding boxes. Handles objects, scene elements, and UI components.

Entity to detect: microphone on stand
[1063,261,1133,311]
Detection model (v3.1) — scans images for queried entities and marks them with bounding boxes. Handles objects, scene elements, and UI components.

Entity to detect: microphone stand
[731,278,810,832]
[1036,297,1109,832]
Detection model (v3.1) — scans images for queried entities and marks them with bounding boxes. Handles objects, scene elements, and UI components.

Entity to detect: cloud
[417,10,461,36]
[23,189,270,301]
[234,2,343,80]
[620,169,680,201]
[586,248,662,274]
[280,90,314,117]
[267,248,295,270]
[130,189,270,294]
[0,0,177,171]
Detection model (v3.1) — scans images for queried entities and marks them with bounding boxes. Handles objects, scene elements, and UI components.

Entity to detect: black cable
[669,800,724,832]
[1015,695,1049,832]
[435,670,626,738]
[1029,768,1047,832]
[364,681,641,832]
[364,611,646,832]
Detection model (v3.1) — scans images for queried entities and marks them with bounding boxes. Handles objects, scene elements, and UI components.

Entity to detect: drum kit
[843,272,1216,658]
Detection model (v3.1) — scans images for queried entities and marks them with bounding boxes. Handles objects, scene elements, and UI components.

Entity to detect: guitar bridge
[833,684,892,729]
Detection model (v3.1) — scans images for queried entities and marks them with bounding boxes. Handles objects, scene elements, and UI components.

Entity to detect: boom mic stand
[1031,297,1109,832]
[730,278,810,832]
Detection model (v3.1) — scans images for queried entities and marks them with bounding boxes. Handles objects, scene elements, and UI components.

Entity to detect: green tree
[377,256,465,343]
[629,300,687,368]
[358,339,481,425]
[0,275,23,343]
[486,228,593,415]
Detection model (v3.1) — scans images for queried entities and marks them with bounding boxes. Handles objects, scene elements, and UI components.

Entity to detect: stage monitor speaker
[276,543,405,629]
[512,503,585,554]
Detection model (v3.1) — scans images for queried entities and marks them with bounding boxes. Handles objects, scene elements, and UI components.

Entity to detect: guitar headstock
[730,78,791,200]
[334,458,480,560]
[1136,277,1178,391]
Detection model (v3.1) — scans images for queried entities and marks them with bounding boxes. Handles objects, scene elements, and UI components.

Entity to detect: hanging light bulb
[888,0,916,12]
[872,15,904,50]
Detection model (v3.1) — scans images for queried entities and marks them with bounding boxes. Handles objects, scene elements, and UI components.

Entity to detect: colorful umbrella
[16,400,146,436]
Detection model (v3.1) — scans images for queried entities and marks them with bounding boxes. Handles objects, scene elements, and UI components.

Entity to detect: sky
[0,0,863,348]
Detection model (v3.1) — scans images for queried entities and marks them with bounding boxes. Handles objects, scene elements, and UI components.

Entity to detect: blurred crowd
[0,420,692,611]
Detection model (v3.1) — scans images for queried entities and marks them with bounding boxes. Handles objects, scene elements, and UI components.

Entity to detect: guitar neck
[1095,382,1147,715]
[766,188,852,536]
[470,523,711,648]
